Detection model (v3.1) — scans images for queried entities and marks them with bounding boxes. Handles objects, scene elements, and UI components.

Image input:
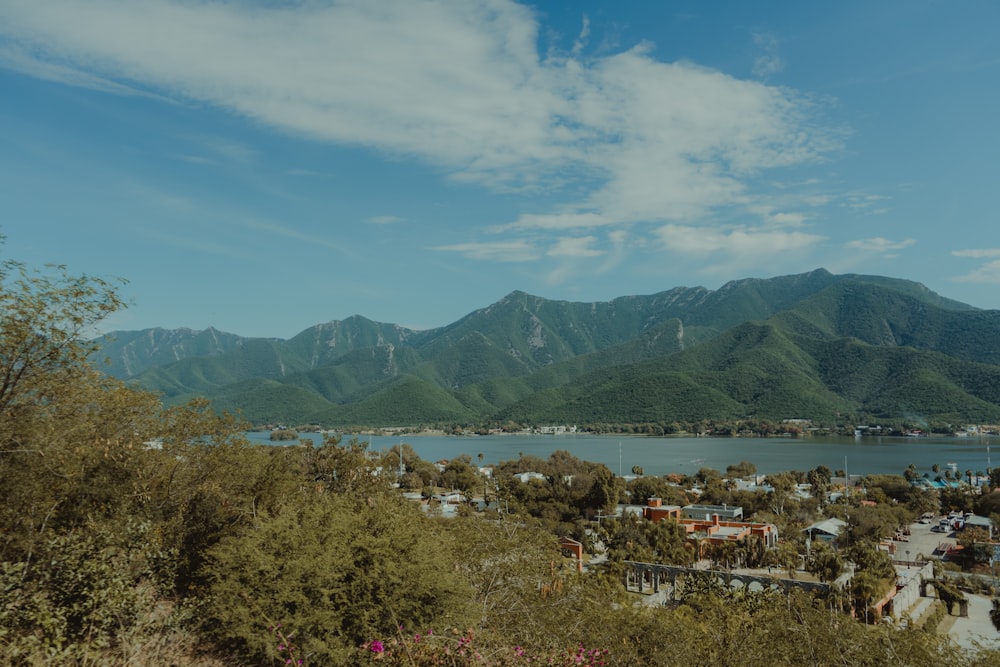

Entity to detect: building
[641,497,682,522]
[638,498,778,556]
[681,503,743,522]
[804,518,847,543]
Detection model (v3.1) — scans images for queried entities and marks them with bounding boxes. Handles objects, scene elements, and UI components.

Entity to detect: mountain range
[92,269,1000,428]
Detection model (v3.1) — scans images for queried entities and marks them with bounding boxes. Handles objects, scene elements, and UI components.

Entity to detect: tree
[806,541,844,583]
[807,466,831,503]
[957,526,992,566]
[768,540,801,577]
[440,455,482,494]
[765,472,797,515]
[695,467,722,486]
[0,256,270,661]
[0,259,124,420]
[584,465,619,515]
[726,461,757,478]
[845,542,895,582]
[0,259,152,562]
[203,490,469,664]
[850,571,887,623]
[934,579,966,616]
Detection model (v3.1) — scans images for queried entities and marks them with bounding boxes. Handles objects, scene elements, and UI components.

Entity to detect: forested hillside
[94,269,1000,428]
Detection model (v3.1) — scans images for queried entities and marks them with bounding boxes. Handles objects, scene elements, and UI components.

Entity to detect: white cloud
[951,250,1000,285]
[547,236,603,258]
[504,211,613,231]
[0,0,842,261]
[0,42,168,100]
[433,240,540,262]
[367,215,406,225]
[655,224,825,255]
[953,260,1000,284]
[572,15,590,56]
[841,193,892,214]
[952,248,1000,258]
[844,237,916,253]
[751,31,783,79]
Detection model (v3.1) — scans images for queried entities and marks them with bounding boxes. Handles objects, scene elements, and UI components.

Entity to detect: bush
[201,490,470,664]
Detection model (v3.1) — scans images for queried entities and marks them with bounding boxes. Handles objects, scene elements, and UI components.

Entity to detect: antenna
[844,456,849,499]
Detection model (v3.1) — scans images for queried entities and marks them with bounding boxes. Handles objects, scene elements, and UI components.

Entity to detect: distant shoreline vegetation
[251,419,994,440]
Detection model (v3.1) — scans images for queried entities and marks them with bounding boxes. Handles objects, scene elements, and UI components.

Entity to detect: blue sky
[2,0,998,338]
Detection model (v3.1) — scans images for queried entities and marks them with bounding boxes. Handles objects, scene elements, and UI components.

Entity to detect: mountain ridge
[93,269,1000,427]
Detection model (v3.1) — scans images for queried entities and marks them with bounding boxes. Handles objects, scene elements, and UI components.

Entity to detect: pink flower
[370,640,385,654]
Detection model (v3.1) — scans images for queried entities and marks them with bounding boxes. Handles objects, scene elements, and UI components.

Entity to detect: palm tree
[806,542,844,583]
[850,571,884,623]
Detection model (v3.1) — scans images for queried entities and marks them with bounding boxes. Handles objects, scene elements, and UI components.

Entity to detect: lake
[245,431,997,478]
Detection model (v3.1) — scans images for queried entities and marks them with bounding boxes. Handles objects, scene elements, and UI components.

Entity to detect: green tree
[850,571,888,623]
[0,259,124,419]
[765,471,797,515]
[584,465,620,515]
[440,455,483,494]
[204,489,469,664]
[806,541,844,582]
[726,460,757,478]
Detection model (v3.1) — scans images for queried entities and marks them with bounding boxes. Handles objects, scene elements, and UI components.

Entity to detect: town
[391,443,1000,645]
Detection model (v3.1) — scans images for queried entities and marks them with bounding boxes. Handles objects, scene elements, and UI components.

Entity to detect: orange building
[640,498,779,556]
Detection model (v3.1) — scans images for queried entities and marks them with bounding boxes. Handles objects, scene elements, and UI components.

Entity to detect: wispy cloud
[367,215,406,225]
[842,193,892,213]
[845,237,916,253]
[752,31,783,79]
[951,249,1000,284]
[952,248,1000,258]
[656,224,825,256]
[0,0,843,269]
[433,240,540,262]
[953,260,1000,284]
[0,42,169,101]
[547,236,603,258]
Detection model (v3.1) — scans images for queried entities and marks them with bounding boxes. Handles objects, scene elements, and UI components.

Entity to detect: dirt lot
[892,517,957,562]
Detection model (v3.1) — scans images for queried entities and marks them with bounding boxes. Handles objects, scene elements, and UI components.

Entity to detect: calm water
[246,431,997,477]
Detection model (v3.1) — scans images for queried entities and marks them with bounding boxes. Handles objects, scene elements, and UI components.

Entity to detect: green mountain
[92,326,248,378]
[95,269,1000,427]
